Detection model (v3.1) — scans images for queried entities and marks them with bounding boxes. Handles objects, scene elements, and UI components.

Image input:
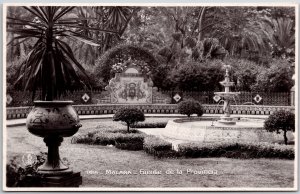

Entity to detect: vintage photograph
[3,4,297,191]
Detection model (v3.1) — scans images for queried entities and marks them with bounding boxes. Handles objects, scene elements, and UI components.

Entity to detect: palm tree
[69,6,138,66]
[261,17,295,60]
[7,6,117,101]
[101,6,137,52]
[70,6,100,66]
[207,7,270,58]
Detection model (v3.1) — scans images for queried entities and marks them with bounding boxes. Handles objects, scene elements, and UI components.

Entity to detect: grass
[6,119,295,188]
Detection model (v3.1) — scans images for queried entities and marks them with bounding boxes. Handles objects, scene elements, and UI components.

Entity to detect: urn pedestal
[26,101,82,177]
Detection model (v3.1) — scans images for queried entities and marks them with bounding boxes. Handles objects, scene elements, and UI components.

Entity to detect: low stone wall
[6,104,294,120]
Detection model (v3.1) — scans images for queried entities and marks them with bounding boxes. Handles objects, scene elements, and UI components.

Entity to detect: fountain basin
[218,116,237,125]
[162,118,294,143]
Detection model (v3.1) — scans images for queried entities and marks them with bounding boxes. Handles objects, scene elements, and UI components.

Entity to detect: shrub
[224,57,265,91]
[184,36,197,48]
[172,32,182,42]
[177,142,294,159]
[113,107,145,132]
[143,136,176,158]
[171,60,224,91]
[72,130,145,151]
[114,134,144,150]
[131,122,167,128]
[93,132,117,146]
[6,152,47,187]
[178,99,204,117]
[251,59,293,92]
[71,131,98,144]
[264,110,295,145]
[199,38,227,61]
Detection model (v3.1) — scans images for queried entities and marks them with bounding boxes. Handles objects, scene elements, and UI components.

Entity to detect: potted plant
[7,6,116,176]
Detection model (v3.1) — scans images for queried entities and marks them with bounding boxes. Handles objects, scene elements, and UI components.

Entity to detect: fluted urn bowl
[26,101,81,176]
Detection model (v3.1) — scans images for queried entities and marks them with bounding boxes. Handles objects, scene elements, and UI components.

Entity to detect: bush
[178,99,204,117]
[264,110,295,145]
[177,142,294,159]
[114,134,144,150]
[72,130,145,151]
[224,57,265,91]
[143,136,176,158]
[172,32,182,42]
[251,59,293,92]
[171,60,224,91]
[131,122,167,128]
[184,36,197,48]
[113,107,145,132]
[6,152,47,187]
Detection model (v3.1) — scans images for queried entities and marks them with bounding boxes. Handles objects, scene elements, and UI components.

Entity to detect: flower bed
[177,142,294,159]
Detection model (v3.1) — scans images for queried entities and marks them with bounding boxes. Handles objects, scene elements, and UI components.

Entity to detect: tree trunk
[127,123,130,133]
[283,130,288,145]
[197,7,206,42]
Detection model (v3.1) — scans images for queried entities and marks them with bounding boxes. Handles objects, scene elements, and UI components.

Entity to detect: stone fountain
[214,64,240,125]
[161,63,275,145]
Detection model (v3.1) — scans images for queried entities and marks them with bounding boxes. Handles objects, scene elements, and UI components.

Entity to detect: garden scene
[5,5,296,190]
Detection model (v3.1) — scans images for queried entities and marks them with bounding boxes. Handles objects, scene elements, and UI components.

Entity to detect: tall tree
[262,17,295,61]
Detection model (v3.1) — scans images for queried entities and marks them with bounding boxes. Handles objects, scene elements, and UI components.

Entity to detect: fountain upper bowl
[214,92,240,97]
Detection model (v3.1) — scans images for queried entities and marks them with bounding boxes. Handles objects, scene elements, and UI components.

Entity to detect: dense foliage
[72,130,145,150]
[177,142,294,159]
[7,6,117,100]
[113,107,145,132]
[131,122,167,128]
[252,59,294,92]
[143,135,175,158]
[73,129,295,159]
[6,152,47,187]
[7,6,295,93]
[264,110,295,145]
[94,44,158,84]
[178,99,204,117]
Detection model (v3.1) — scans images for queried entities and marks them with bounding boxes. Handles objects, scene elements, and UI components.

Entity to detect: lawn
[6,119,295,188]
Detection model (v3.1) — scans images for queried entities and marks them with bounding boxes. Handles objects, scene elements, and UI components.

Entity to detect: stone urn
[26,101,81,176]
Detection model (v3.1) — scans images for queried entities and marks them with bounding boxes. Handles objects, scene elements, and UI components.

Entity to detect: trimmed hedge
[131,122,167,128]
[143,135,176,158]
[114,134,144,150]
[177,142,294,159]
[72,130,145,151]
[72,131,294,159]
